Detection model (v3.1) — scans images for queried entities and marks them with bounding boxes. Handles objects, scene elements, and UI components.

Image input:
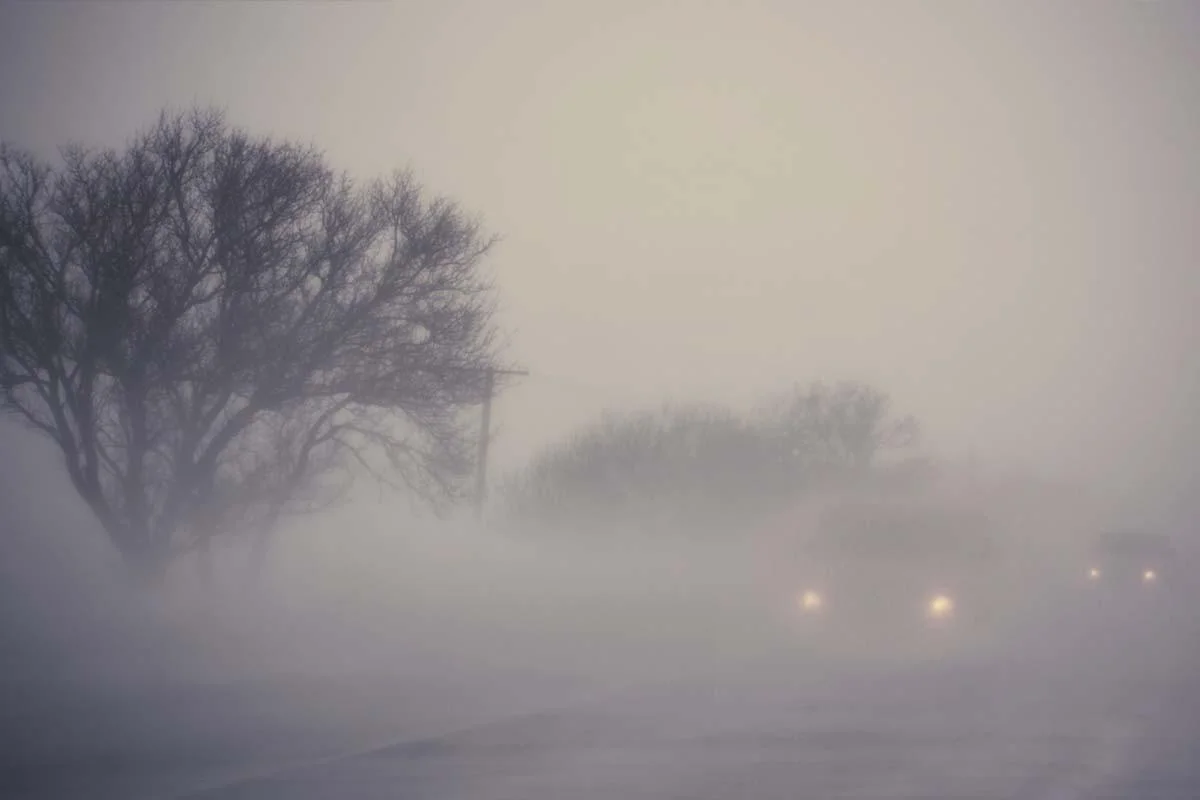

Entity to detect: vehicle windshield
[807,502,996,563]
[1091,530,1175,561]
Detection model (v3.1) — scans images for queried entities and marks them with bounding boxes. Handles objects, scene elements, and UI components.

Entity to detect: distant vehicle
[781,498,1017,656]
[1082,529,1176,591]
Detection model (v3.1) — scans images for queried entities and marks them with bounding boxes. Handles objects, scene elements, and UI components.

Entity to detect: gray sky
[2,1,1198,513]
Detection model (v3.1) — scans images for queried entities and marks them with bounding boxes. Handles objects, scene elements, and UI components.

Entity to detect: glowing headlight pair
[1086,567,1157,582]
[795,589,955,619]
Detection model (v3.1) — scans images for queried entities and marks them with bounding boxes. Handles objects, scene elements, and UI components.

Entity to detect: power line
[515,370,642,403]
[474,367,529,520]
[472,367,673,521]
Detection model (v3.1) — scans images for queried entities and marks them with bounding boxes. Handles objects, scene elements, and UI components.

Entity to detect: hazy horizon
[2,1,1198,517]
[3,7,1200,795]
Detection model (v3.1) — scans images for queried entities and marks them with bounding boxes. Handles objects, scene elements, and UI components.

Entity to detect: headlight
[1142,569,1157,583]
[926,593,954,620]
[797,589,824,612]
[1088,567,1101,580]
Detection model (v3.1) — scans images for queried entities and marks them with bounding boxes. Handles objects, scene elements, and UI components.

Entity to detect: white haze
[1,2,1199,796]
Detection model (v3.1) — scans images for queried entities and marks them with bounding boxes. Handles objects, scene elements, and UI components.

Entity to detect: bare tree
[764,380,919,483]
[0,109,503,583]
[502,404,781,538]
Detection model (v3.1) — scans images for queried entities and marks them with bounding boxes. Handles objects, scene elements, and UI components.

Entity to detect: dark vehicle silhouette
[1082,529,1176,592]
[781,498,1020,658]
[1057,528,1190,648]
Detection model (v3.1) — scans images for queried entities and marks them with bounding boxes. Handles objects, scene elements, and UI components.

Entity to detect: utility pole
[474,367,528,520]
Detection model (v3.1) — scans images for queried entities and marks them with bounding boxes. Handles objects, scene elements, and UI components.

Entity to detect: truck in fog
[756,472,1051,660]
[1082,529,1176,590]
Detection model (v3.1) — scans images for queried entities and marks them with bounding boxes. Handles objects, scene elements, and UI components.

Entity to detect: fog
[4,2,1200,496]
[6,413,1195,797]
[2,1,1200,797]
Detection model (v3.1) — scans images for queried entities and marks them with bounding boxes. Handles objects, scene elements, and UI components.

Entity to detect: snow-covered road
[183,615,1200,800]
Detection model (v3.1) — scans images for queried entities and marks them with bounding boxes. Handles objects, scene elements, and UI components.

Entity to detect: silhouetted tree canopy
[503,405,770,536]
[503,381,920,537]
[0,109,503,580]
[759,380,920,486]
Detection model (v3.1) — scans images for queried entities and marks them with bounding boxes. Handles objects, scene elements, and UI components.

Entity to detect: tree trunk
[247,521,277,589]
[197,538,214,596]
[124,546,171,590]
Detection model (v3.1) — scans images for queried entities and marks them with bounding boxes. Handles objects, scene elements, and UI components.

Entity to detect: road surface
[177,614,1199,800]
[4,602,1197,799]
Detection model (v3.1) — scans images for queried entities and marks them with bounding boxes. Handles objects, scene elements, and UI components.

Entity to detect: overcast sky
[2,1,1198,516]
